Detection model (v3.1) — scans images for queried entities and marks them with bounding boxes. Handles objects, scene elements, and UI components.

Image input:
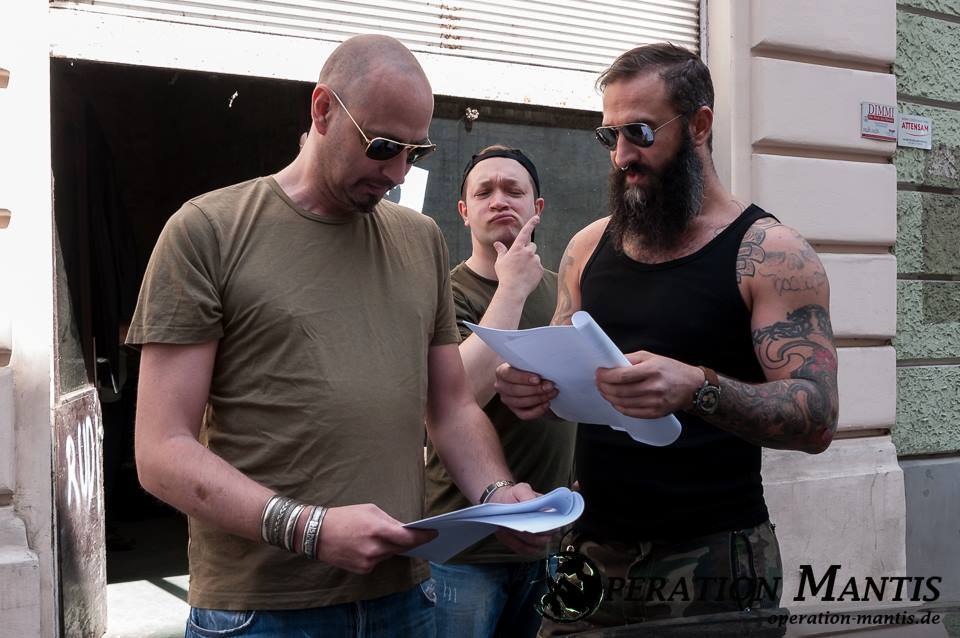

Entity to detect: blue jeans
[430,560,546,638]
[184,580,437,637]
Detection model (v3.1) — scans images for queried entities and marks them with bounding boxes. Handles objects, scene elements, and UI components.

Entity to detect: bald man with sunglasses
[127,35,549,637]
[496,44,838,633]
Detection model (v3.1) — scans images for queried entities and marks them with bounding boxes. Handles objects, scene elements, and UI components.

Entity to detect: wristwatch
[479,480,515,504]
[692,366,721,415]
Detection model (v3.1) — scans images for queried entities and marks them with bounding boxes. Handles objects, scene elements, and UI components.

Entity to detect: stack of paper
[465,310,682,446]
[402,488,584,563]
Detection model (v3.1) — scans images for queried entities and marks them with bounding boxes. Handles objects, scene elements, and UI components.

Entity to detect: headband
[460,148,541,198]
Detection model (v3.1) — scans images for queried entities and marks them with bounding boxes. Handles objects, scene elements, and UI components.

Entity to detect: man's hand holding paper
[404,487,584,563]
[595,350,708,419]
[493,365,559,421]
[486,481,554,556]
[480,311,682,446]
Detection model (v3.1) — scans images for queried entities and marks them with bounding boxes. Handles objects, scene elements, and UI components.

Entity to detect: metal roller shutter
[50,0,700,73]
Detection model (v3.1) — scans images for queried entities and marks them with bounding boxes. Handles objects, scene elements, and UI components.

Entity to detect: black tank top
[576,205,775,542]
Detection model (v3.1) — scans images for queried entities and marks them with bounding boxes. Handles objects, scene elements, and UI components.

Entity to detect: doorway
[50,58,316,636]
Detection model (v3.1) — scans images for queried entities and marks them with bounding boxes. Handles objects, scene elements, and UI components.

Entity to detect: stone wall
[895,0,960,601]
[709,0,905,606]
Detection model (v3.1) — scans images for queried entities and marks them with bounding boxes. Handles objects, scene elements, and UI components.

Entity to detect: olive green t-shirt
[424,263,577,563]
[126,177,459,609]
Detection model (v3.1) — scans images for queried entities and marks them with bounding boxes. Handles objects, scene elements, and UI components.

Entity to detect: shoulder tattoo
[736,218,780,283]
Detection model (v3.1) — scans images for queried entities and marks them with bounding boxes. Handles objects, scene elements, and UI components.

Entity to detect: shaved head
[296,34,435,217]
[318,35,431,107]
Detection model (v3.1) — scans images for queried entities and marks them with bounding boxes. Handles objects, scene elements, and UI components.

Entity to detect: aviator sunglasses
[328,88,437,165]
[595,113,683,151]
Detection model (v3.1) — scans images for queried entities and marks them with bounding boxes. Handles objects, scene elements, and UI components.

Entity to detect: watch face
[698,386,720,414]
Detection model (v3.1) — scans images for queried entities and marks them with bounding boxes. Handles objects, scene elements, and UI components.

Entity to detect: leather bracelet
[479,480,515,504]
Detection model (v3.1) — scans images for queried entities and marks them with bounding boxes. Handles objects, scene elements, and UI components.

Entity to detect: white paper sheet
[402,487,584,563]
[464,310,682,446]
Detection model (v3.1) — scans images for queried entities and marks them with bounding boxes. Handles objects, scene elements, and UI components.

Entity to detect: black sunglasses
[595,113,683,151]
[329,88,437,165]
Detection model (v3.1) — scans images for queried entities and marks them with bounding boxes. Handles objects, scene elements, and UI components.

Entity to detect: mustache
[619,162,650,175]
[607,128,704,253]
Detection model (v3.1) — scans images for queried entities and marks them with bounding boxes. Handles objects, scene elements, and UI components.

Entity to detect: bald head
[318,35,431,107]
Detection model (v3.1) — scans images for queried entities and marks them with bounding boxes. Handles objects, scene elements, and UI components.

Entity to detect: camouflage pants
[538,521,782,636]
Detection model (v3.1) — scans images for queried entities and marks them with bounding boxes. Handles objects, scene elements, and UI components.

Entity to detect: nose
[613,133,643,169]
[380,152,409,187]
[489,190,509,210]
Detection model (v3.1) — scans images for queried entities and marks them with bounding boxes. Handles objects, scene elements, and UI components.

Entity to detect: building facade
[894,0,960,618]
[3,0,948,635]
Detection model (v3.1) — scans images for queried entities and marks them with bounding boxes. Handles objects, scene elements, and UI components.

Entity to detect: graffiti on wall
[54,389,106,638]
[64,414,103,516]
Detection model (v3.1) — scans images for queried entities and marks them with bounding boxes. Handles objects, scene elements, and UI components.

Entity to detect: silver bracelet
[283,503,307,552]
[301,506,325,559]
[269,497,294,547]
[260,495,282,544]
[313,505,329,559]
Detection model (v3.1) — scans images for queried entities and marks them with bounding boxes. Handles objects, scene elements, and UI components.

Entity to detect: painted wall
[709,0,905,604]
[0,3,55,637]
[894,0,960,603]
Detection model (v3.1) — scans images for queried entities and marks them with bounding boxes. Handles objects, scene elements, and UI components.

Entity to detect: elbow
[804,436,832,455]
[804,413,838,455]
[134,441,165,500]
[135,454,158,498]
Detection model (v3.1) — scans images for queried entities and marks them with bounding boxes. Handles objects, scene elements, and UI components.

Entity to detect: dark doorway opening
[51,58,315,587]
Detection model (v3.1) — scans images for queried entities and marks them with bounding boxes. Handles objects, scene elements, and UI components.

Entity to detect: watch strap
[699,366,719,387]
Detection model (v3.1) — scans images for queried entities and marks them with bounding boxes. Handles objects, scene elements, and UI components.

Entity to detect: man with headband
[424,145,576,638]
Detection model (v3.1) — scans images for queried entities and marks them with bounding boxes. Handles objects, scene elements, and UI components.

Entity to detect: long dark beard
[607,129,704,253]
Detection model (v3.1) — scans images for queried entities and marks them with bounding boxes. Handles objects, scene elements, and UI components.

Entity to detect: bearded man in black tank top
[495,43,839,635]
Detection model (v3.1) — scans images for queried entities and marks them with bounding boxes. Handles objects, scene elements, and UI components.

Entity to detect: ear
[311,84,335,135]
[534,198,545,217]
[689,105,713,148]
[457,200,470,226]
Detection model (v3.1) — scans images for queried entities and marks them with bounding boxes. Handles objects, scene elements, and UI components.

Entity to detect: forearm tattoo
[710,305,839,453]
[551,239,577,326]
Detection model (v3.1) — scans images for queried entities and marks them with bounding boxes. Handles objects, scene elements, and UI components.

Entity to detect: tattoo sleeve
[707,304,839,453]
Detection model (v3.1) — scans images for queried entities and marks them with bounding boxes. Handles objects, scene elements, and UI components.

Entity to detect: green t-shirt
[126,176,459,609]
[424,263,577,563]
